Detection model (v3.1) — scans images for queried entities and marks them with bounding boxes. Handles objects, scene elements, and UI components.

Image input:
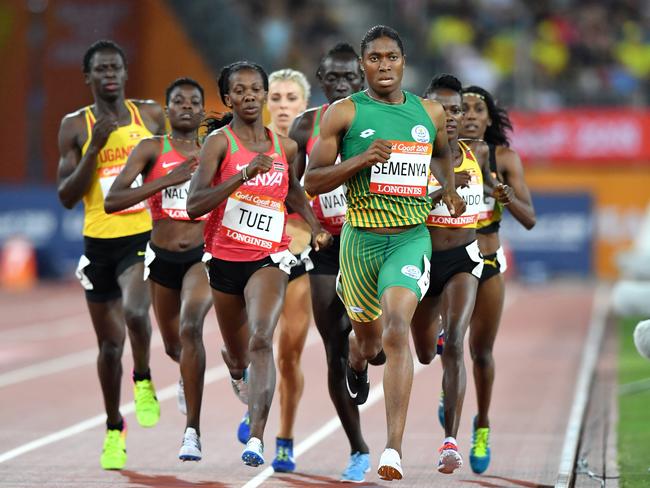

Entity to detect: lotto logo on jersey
[360,129,375,138]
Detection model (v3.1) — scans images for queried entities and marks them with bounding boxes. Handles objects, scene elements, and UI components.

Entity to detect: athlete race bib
[99,165,145,215]
[318,186,347,226]
[220,190,285,251]
[313,154,346,226]
[369,140,431,197]
[479,194,496,221]
[427,172,482,227]
[162,179,208,221]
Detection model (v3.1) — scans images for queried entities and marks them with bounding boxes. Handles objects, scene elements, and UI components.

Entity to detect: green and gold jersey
[341,90,436,228]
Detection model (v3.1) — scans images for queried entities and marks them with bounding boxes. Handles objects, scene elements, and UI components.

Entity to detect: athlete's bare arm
[288,109,317,181]
[304,99,391,195]
[497,147,536,229]
[466,139,495,187]
[57,111,117,209]
[133,100,166,136]
[422,99,465,217]
[104,137,198,213]
[282,136,331,250]
[187,130,277,219]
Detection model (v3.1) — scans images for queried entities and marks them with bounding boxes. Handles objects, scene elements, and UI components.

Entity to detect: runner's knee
[98,339,124,362]
[470,345,494,370]
[249,326,274,354]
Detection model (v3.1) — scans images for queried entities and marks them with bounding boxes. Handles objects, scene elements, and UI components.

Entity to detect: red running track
[0,279,597,487]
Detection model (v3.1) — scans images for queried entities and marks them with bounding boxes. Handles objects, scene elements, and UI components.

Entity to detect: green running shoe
[133,379,160,427]
[100,426,127,470]
[469,417,491,474]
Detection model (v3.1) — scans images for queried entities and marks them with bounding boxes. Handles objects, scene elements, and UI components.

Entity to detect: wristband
[241,166,249,182]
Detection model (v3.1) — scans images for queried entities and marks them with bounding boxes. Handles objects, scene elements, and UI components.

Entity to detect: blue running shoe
[469,416,491,474]
[271,437,295,472]
[237,411,250,445]
[242,437,264,467]
[341,451,371,483]
[438,391,445,427]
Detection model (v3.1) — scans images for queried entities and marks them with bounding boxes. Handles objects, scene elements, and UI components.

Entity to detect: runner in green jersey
[305,25,465,481]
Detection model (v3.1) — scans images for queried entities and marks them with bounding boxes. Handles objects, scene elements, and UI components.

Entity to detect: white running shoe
[437,441,463,474]
[178,427,201,461]
[231,368,249,405]
[242,436,264,467]
[377,448,403,481]
[177,378,187,415]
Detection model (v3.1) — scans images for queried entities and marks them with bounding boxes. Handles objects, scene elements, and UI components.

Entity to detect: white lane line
[0,326,324,461]
[242,361,427,488]
[0,331,166,389]
[555,283,610,488]
[0,364,228,464]
[0,313,88,341]
[0,322,223,389]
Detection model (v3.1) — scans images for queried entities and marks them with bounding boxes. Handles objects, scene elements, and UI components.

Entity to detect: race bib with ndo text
[99,165,145,214]
[220,190,285,251]
[369,141,431,197]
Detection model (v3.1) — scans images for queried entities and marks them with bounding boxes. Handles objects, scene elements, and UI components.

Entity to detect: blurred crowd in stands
[188,0,650,109]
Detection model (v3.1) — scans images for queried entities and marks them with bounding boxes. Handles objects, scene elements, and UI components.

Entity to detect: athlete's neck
[93,95,128,118]
[267,122,288,138]
[450,138,462,166]
[169,128,199,145]
[365,88,404,105]
[231,117,269,143]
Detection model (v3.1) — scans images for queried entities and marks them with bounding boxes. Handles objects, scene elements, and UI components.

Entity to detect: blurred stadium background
[1,0,649,284]
[0,1,649,486]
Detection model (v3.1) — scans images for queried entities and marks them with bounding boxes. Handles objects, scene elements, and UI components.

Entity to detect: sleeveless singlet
[81,100,153,238]
[341,91,436,228]
[144,135,207,221]
[203,126,291,261]
[477,142,503,234]
[307,104,346,236]
[427,140,483,228]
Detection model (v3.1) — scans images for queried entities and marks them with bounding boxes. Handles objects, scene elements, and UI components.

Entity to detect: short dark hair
[316,42,360,79]
[82,40,127,73]
[462,85,513,147]
[165,77,204,105]
[361,25,404,56]
[217,61,268,105]
[424,73,462,97]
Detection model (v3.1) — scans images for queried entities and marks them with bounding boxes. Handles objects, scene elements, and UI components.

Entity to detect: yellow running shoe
[100,426,127,470]
[133,379,160,427]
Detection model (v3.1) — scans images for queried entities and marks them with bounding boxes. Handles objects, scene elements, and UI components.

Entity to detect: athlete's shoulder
[495,145,521,166]
[203,126,229,146]
[291,107,319,133]
[129,98,162,109]
[60,106,88,126]
[58,107,89,143]
[129,98,163,117]
[278,133,298,154]
[461,138,488,158]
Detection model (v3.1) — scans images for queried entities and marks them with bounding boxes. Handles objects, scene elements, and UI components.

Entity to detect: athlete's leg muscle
[149,281,181,362]
[244,267,288,440]
[469,273,504,428]
[88,298,127,425]
[440,273,479,437]
[179,263,212,433]
[276,273,311,438]
[118,262,152,374]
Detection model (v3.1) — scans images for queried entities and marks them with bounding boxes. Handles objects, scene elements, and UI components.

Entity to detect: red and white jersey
[144,135,207,221]
[204,126,291,261]
[307,104,346,236]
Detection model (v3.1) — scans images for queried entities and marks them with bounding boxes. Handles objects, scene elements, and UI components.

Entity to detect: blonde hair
[268,68,311,102]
